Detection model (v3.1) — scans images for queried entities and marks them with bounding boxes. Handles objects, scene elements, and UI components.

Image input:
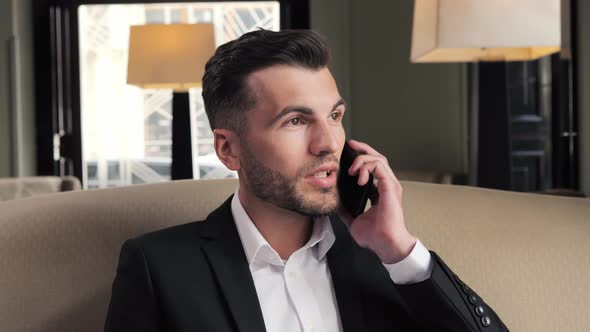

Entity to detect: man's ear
[213,128,241,171]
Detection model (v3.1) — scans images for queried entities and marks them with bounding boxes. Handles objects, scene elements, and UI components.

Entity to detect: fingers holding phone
[347,140,401,194]
[342,140,402,206]
[337,139,415,264]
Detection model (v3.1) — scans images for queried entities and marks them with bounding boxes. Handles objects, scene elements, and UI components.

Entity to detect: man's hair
[201,29,331,135]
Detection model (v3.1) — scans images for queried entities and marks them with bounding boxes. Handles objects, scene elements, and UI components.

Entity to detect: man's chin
[293,205,336,218]
[296,187,339,216]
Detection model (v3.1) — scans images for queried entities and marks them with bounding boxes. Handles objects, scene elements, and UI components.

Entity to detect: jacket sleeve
[104,239,163,332]
[395,251,509,332]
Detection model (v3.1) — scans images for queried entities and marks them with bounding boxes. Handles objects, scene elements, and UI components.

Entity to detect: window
[77,2,280,188]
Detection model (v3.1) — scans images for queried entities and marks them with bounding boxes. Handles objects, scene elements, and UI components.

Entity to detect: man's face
[238,65,346,217]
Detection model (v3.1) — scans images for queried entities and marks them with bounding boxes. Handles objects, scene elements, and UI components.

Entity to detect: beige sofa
[1,179,589,331]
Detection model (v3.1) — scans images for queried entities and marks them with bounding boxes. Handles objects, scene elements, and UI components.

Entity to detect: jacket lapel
[328,216,365,332]
[199,196,267,332]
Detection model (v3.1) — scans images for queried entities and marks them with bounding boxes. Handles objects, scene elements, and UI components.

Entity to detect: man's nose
[309,120,340,156]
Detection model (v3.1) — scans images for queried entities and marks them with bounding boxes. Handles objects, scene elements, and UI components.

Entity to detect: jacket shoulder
[130,194,234,250]
[135,219,205,245]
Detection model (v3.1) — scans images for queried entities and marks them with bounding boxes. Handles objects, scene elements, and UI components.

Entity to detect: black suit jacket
[105,196,508,331]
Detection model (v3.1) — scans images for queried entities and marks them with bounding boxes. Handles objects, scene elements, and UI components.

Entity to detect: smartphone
[338,141,373,217]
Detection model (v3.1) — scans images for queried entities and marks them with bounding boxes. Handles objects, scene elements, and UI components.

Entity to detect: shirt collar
[231,189,335,268]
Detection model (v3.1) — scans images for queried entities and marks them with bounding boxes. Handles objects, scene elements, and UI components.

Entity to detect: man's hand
[337,140,417,264]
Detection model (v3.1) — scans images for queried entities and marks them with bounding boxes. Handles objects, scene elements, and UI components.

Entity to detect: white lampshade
[127,23,215,91]
[411,0,561,63]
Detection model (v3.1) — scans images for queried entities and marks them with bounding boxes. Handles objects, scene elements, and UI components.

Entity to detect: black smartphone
[338,141,373,217]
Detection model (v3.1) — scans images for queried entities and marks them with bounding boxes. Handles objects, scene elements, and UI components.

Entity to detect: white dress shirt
[231,190,433,332]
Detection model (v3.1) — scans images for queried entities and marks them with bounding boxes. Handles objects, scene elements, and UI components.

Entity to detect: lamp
[127,23,215,179]
[410,0,561,63]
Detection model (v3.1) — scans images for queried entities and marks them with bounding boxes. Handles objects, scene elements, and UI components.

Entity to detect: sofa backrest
[0,179,589,331]
[0,179,237,331]
[403,182,590,332]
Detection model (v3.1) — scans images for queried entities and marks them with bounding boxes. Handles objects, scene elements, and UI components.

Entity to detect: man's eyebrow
[271,106,314,124]
[332,98,346,111]
[270,98,346,124]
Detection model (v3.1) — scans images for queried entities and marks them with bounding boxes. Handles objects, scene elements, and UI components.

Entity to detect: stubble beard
[239,144,339,218]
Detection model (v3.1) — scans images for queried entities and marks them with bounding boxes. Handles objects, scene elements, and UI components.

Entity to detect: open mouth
[312,170,333,178]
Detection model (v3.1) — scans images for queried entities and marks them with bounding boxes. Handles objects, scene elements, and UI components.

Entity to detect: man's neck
[238,188,313,260]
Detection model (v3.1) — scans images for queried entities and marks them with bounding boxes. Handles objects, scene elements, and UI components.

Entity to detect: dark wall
[349,0,468,174]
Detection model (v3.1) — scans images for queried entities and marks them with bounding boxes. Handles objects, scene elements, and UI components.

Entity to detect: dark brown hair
[201,29,331,135]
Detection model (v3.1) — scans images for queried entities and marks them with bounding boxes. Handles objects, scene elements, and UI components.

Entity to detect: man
[105,29,508,331]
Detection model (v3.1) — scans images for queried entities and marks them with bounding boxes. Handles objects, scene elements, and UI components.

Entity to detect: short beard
[239,143,338,218]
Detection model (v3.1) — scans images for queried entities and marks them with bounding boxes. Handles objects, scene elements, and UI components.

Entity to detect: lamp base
[171,92,193,180]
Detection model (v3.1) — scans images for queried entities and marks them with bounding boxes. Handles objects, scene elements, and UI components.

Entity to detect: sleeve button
[462,284,471,294]
[468,295,477,304]
[475,305,485,316]
[481,316,491,327]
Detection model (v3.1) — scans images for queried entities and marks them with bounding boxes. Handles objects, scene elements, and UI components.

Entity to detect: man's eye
[289,117,302,126]
[330,112,342,121]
